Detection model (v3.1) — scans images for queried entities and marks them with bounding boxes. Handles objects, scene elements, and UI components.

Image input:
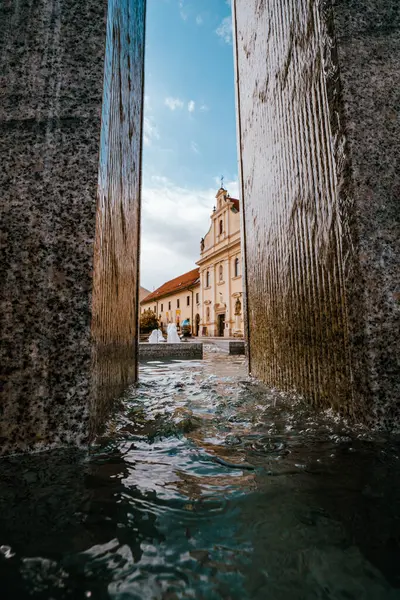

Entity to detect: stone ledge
[139,343,203,360]
[229,341,246,355]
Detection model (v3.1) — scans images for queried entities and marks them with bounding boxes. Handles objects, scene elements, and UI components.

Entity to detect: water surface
[1,351,399,599]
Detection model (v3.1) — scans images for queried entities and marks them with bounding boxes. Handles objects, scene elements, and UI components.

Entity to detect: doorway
[217,314,225,337]
[195,313,200,336]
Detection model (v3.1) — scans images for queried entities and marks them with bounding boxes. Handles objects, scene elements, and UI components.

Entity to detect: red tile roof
[230,198,240,211]
[141,268,200,304]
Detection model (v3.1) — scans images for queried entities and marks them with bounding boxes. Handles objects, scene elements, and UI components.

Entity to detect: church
[140,187,244,337]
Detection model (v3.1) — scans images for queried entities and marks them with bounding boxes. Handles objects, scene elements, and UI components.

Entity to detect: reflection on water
[1,352,400,599]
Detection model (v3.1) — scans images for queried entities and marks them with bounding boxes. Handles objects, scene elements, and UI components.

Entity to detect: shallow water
[1,352,400,599]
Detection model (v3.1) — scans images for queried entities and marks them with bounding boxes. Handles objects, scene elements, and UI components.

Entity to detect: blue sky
[141,0,238,290]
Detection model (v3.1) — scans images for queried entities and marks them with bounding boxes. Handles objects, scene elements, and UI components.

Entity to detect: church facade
[196,187,244,337]
[141,187,244,338]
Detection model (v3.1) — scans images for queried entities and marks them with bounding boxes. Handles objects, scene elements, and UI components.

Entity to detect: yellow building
[140,187,244,338]
[140,269,200,333]
[196,187,244,337]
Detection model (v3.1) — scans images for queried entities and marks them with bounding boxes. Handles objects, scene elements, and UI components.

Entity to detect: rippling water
[1,351,400,599]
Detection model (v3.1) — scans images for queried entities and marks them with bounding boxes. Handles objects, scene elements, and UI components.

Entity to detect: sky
[141,0,238,291]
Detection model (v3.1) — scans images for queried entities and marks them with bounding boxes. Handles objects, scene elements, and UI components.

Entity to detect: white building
[196,187,244,337]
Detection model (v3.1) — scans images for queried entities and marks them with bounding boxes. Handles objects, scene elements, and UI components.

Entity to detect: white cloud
[143,116,159,146]
[165,96,184,110]
[228,180,239,198]
[140,177,238,289]
[191,141,200,154]
[179,0,187,20]
[196,15,203,25]
[199,104,209,112]
[188,100,195,113]
[150,175,169,186]
[216,16,232,44]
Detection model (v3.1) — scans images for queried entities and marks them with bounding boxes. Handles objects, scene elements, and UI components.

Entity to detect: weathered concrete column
[233,0,399,424]
[0,0,145,454]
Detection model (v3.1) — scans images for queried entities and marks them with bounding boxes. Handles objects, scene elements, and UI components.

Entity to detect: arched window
[219,264,223,282]
[234,257,239,277]
[206,271,210,287]
[219,219,223,235]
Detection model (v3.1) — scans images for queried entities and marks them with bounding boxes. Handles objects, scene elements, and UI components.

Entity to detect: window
[168,301,171,310]
[154,306,156,313]
[187,295,190,306]
[177,299,180,308]
[206,271,210,287]
[234,257,239,277]
[206,307,210,320]
[219,219,223,235]
[219,264,223,282]
[196,292,199,304]
[161,303,163,312]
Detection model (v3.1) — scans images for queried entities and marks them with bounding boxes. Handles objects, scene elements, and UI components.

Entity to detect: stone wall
[139,344,204,361]
[330,0,400,425]
[91,0,146,436]
[229,341,246,356]
[0,0,146,454]
[2,0,398,456]
[233,0,400,425]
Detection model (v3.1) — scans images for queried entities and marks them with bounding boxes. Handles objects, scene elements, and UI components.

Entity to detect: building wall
[197,189,244,337]
[233,0,400,423]
[141,284,200,332]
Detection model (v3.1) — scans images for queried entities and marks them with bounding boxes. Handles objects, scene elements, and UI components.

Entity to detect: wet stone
[234,0,400,426]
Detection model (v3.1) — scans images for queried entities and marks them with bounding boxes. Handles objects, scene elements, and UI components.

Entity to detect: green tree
[139,310,159,333]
